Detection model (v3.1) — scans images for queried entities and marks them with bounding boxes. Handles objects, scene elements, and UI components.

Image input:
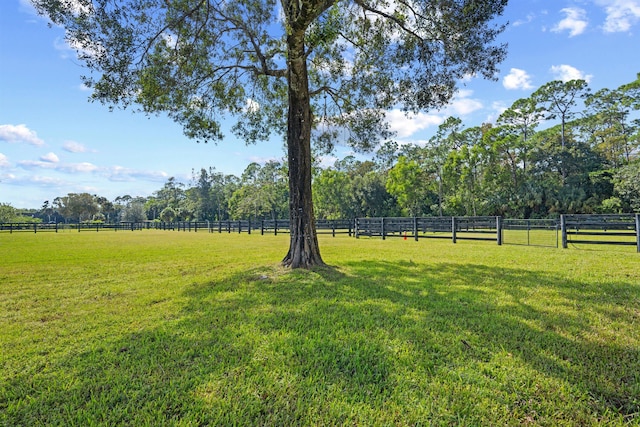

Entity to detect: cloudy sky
[1,0,640,208]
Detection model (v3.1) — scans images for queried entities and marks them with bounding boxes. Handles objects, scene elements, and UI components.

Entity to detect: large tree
[33,0,508,268]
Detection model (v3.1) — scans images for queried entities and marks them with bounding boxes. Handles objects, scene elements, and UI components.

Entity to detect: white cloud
[55,31,104,61]
[513,13,536,27]
[317,155,339,169]
[244,98,260,113]
[106,166,169,182]
[447,90,484,116]
[552,7,589,37]
[503,68,534,90]
[247,155,280,165]
[16,156,168,184]
[40,152,60,163]
[486,101,509,124]
[0,153,9,167]
[550,64,593,83]
[596,0,640,32]
[60,162,100,173]
[19,159,98,173]
[0,124,45,146]
[18,160,57,170]
[385,90,483,139]
[62,140,90,153]
[29,175,70,187]
[386,110,444,138]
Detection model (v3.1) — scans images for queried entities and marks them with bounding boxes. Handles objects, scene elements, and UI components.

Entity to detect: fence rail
[354,216,503,244]
[561,214,640,251]
[2,214,638,252]
[0,222,148,233]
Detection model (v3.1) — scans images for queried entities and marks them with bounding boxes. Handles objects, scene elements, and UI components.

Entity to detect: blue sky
[1,0,640,208]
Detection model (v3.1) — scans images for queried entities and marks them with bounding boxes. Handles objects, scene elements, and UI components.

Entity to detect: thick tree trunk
[282,34,325,269]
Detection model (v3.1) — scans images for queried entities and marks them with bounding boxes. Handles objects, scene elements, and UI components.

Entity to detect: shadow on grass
[4,262,638,425]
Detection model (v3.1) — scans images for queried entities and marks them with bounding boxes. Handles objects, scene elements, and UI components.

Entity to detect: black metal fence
[560,214,640,250]
[2,214,638,252]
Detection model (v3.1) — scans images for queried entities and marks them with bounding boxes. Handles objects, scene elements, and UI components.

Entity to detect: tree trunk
[282,33,325,269]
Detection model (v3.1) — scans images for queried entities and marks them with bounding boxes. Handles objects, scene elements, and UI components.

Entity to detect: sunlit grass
[1,231,639,425]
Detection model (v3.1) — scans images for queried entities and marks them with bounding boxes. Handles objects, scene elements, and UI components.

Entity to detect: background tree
[443,126,487,216]
[159,206,177,223]
[533,79,589,149]
[613,160,640,212]
[426,117,465,216]
[40,200,54,223]
[230,161,288,220]
[147,177,186,220]
[386,156,433,217]
[313,167,352,219]
[120,197,149,222]
[53,193,100,222]
[32,0,509,268]
[497,96,543,174]
[583,86,639,168]
[0,203,19,223]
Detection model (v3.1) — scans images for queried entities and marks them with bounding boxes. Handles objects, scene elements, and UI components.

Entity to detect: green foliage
[159,206,177,222]
[53,193,100,222]
[229,161,288,220]
[120,200,148,222]
[386,156,433,217]
[613,160,640,211]
[313,168,352,219]
[1,232,639,425]
[0,203,19,223]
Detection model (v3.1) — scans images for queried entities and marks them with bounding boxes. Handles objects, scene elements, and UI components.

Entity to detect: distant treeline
[4,74,639,224]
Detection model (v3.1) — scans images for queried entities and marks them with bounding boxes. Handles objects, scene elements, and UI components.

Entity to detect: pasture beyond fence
[2,214,639,252]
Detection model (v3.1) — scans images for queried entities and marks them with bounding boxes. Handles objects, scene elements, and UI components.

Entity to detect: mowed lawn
[1,230,638,426]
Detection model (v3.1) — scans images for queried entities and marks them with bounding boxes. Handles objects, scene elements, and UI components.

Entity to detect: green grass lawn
[1,230,639,426]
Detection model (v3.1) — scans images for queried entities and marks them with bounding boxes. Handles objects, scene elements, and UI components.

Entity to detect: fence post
[381,217,386,240]
[413,217,418,241]
[561,215,567,249]
[636,214,640,253]
[452,217,457,244]
[496,216,502,246]
[274,219,278,236]
[248,220,251,235]
[34,223,37,234]
[355,218,359,239]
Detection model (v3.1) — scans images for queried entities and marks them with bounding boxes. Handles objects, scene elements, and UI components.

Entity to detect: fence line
[2,214,638,252]
[560,214,639,252]
[353,216,503,244]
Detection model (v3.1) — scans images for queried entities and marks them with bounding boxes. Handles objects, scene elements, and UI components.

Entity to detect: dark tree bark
[282,31,325,268]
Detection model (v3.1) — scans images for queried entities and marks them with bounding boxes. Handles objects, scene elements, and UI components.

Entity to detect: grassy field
[1,230,639,426]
